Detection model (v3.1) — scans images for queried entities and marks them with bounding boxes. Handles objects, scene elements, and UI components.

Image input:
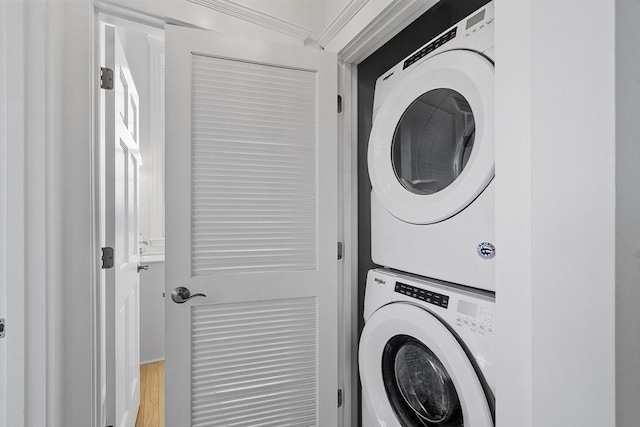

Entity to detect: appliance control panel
[401,4,494,71]
[394,281,449,308]
[463,8,494,40]
[403,27,457,70]
[454,300,495,335]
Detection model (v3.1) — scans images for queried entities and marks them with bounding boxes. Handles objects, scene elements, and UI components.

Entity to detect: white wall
[0,2,26,426]
[494,1,533,423]
[530,3,616,422]
[615,0,640,424]
[323,0,350,27]
[117,26,165,244]
[139,263,166,364]
[0,1,66,426]
[141,36,166,244]
[496,1,621,425]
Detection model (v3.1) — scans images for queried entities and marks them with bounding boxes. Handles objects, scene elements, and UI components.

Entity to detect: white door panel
[165,25,338,426]
[103,25,141,427]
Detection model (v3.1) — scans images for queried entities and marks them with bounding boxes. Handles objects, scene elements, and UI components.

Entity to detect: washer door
[359,303,493,427]
[368,50,494,224]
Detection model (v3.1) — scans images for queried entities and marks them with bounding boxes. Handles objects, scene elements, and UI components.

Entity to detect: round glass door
[382,335,463,427]
[392,89,475,196]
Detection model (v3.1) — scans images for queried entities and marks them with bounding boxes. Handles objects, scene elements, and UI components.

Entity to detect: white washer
[360,269,495,427]
[368,3,495,291]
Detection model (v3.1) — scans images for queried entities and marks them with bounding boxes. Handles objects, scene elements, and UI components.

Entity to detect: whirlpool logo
[477,242,496,259]
[374,277,386,285]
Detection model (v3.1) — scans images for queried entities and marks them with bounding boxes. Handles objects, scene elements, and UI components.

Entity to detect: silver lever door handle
[171,286,206,304]
[137,263,149,273]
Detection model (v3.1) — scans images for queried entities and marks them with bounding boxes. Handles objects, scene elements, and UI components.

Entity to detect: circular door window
[392,89,475,196]
[382,335,463,426]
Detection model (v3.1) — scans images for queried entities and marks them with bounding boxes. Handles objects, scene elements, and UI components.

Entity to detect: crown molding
[317,0,369,48]
[188,0,312,40]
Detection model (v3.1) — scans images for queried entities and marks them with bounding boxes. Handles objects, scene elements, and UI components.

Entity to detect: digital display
[466,9,485,29]
[457,300,478,317]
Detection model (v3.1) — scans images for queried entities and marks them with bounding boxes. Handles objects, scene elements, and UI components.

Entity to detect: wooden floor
[136,361,165,427]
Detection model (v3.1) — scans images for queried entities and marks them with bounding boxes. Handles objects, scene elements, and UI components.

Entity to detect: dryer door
[359,303,493,427]
[368,50,494,224]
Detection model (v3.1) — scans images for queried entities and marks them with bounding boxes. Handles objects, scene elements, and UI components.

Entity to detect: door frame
[82,2,427,427]
[96,13,164,427]
[1,1,66,425]
[331,3,447,424]
[0,2,25,424]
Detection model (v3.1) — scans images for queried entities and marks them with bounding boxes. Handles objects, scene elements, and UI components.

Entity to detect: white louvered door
[165,26,338,427]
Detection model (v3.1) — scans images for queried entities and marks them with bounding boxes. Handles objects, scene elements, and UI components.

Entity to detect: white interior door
[165,25,338,426]
[103,25,142,427]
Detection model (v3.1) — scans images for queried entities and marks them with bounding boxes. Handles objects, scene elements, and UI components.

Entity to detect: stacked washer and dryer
[360,3,496,426]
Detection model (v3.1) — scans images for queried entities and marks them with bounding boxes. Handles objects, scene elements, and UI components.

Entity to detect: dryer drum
[382,335,463,426]
[391,88,476,196]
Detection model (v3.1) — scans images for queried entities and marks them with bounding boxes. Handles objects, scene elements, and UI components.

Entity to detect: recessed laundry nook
[0,1,638,427]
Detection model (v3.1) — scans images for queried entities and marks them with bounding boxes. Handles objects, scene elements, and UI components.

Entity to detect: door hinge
[0,319,5,338]
[101,247,114,269]
[337,95,343,113]
[337,242,343,260]
[337,389,343,408]
[100,67,114,90]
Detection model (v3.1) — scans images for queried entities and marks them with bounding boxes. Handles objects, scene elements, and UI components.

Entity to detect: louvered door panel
[192,55,318,276]
[191,298,317,427]
[166,26,337,427]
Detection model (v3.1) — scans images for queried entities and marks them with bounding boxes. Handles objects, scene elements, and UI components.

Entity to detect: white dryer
[360,269,495,427]
[368,3,495,291]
